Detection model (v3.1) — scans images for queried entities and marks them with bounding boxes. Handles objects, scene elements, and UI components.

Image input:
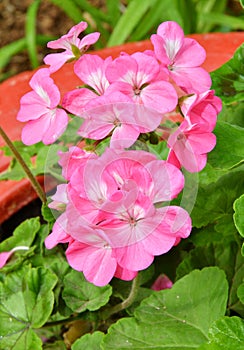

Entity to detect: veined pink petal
[42,108,68,144]
[175,38,206,67]
[156,21,184,61]
[74,55,111,94]
[79,32,100,48]
[45,214,71,249]
[44,52,74,73]
[141,80,177,114]
[146,160,184,202]
[62,88,97,116]
[66,241,117,286]
[47,22,88,49]
[49,184,68,210]
[17,91,49,121]
[169,66,212,94]
[131,52,160,85]
[150,34,171,66]
[110,124,140,149]
[106,55,138,85]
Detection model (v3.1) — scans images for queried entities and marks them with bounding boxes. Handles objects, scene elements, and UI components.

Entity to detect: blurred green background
[0,0,243,81]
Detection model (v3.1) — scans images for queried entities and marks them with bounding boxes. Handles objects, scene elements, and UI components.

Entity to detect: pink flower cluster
[10,20,222,285]
[45,147,191,286]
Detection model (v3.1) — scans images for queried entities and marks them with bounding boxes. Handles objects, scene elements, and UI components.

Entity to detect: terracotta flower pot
[0,32,243,224]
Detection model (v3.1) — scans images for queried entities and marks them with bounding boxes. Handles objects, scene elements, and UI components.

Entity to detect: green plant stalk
[0,126,46,203]
[100,273,141,320]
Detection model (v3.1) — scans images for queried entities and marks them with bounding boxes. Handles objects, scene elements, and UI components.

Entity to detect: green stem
[100,273,141,321]
[43,314,87,328]
[0,126,46,203]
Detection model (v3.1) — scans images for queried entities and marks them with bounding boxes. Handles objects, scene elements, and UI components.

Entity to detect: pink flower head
[151,21,211,93]
[180,90,222,131]
[151,274,173,291]
[17,68,68,145]
[105,52,178,114]
[62,55,112,116]
[44,22,100,72]
[167,119,216,172]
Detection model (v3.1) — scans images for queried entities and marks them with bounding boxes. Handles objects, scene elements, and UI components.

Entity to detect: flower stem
[100,273,141,321]
[0,126,46,203]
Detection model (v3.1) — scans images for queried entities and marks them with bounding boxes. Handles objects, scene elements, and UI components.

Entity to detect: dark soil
[0,0,77,77]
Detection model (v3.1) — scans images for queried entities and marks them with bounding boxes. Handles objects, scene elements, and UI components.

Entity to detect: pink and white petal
[0,251,13,268]
[17,93,48,121]
[187,132,216,154]
[110,124,140,149]
[175,38,206,67]
[21,116,50,145]
[79,32,100,48]
[146,160,184,202]
[44,52,73,73]
[131,52,160,85]
[74,54,105,92]
[114,265,138,281]
[106,81,134,100]
[47,22,88,49]
[158,206,192,239]
[141,81,178,114]
[157,21,184,60]
[105,55,138,84]
[78,119,114,140]
[170,67,212,94]
[42,108,68,144]
[62,88,96,115]
[150,34,171,65]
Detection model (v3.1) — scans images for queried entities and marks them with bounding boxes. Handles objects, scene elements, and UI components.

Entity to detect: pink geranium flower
[167,119,216,172]
[151,21,211,93]
[180,90,222,131]
[44,22,100,72]
[78,91,163,149]
[17,68,68,145]
[62,54,112,115]
[105,52,178,114]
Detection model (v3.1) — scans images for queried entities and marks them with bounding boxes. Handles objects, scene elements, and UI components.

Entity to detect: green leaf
[107,0,157,46]
[208,122,244,170]
[43,340,67,349]
[48,0,84,23]
[72,331,104,350]
[237,283,244,304]
[102,267,228,349]
[233,194,244,237]
[0,266,58,349]
[199,316,244,350]
[211,44,244,105]
[25,0,41,68]
[228,251,244,317]
[62,270,112,313]
[241,0,244,8]
[191,171,244,228]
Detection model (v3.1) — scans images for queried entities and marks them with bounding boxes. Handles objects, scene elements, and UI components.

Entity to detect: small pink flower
[44,22,100,72]
[17,68,68,145]
[181,90,222,131]
[151,21,211,93]
[151,274,173,291]
[62,55,112,115]
[167,119,216,172]
[105,52,178,114]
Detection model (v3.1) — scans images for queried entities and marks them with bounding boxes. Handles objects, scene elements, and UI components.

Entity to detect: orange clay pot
[0,32,244,224]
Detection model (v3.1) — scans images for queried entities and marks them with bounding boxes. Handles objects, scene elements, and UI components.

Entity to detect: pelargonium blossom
[62,54,112,115]
[44,22,100,72]
[17,68,68,145]
[45,148,192,286]
[151,21,211,93]
[105,52,178,114]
